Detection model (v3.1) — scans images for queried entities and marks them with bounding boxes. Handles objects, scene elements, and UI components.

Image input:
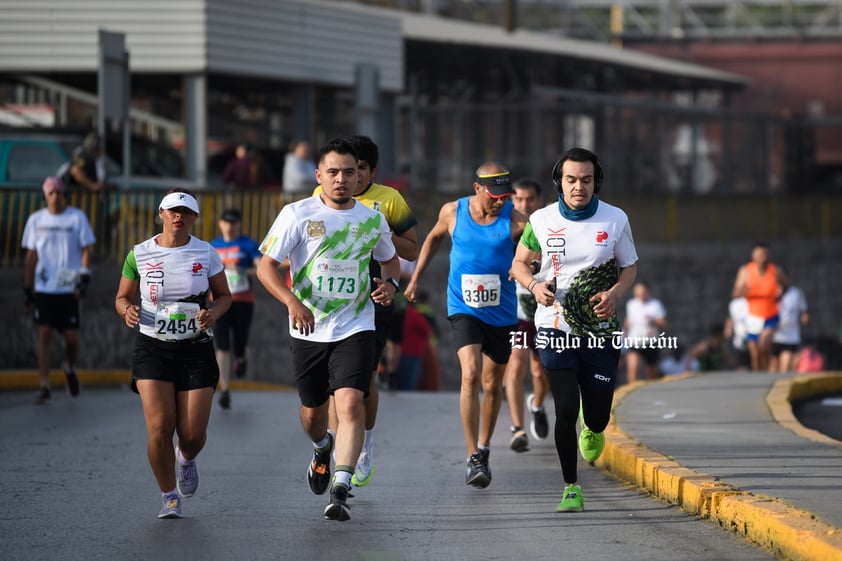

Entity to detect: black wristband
[385,277,401,292]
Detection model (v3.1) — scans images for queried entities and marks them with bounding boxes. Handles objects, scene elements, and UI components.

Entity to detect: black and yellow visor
[476,171,514,198]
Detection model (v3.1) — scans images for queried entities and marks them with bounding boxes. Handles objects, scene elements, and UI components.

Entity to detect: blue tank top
[447,197,517,326]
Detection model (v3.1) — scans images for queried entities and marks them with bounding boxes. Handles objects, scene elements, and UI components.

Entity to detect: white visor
[159,192,200,215]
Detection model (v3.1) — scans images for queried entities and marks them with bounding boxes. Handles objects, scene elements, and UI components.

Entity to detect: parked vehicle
[0,129,197,257]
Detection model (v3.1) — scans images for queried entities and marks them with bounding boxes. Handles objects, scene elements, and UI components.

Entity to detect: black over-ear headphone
[551,147,604,194]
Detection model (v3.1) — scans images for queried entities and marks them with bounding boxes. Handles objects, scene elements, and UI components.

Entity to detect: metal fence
[396,88,842,198]
[0,188,290,267]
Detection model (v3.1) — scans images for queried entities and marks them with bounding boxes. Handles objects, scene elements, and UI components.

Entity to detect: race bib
[461,274,501,308]
[311,258,359,299]
[56,268,78,290]
[154,302,202,341]
[224,268,250,295]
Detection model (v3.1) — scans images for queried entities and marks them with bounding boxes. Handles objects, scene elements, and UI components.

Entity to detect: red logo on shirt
[192,262,203,274]
[596,231,608,243]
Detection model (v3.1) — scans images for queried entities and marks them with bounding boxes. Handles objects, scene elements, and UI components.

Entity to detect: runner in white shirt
[502,178,551,453]
[22,176,96,403]
[725,296,751,369]
[257,138,400,522]
[511,148,638,514]
[623,282,667,382]
[115,189,231,520]
[772,282,808,372]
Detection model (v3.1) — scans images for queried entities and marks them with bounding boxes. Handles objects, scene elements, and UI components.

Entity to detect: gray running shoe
[158,493,182,519]
[176,452,199,498]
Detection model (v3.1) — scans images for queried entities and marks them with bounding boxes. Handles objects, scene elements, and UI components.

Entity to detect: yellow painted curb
[600,373,842,561]
[767,373,842,449]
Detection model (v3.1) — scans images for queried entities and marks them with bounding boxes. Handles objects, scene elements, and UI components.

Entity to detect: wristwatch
[385,277,401,292]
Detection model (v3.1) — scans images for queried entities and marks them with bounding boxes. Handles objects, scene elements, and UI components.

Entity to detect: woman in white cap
[114,188,231,519]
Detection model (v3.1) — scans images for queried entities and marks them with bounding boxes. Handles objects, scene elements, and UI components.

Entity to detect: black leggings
[545,367,614,485]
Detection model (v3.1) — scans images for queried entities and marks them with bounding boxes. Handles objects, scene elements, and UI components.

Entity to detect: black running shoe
[528,393,549,440]
[62,361,80,397]
[465,450,491,488]
[479,448,492,484]
[35,387,51,404]
[324,484,351,521]
[234,359,247,378]
[307,432,334,495]
[509,427,529,453]
[218,390,231,410]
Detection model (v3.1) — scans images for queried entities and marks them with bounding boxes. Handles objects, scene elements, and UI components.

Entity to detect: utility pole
[503,0,517,33]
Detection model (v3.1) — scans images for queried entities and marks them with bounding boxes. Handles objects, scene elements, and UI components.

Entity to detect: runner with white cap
[115,188,231,519]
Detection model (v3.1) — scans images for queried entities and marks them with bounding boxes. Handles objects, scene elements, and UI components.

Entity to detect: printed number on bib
[462,274,501,308]
[56,268,78,290]
[224,268,250,294]
[155,302,201,341]
[312,258,359,298]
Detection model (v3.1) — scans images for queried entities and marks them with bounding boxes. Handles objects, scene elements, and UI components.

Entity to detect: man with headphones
[22,176,97,403]
[511,147,638,512]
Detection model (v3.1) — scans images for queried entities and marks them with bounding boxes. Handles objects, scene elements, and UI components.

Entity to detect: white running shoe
[351,448,374,487]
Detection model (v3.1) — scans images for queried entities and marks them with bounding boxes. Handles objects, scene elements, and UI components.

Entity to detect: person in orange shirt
[731,242,787,371]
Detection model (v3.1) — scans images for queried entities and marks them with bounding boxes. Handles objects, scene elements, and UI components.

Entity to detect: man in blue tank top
[405,161,528,489]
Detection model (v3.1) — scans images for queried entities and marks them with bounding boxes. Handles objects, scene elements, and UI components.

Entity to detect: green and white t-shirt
[122,235,224,342]
[260,196,396,342]
[520,200,638,336]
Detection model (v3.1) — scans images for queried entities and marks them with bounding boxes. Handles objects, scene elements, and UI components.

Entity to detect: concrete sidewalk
[3,368,841,560]
[601,371,842,561]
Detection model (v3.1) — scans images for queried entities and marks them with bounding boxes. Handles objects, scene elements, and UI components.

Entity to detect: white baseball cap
[159,192,200,215]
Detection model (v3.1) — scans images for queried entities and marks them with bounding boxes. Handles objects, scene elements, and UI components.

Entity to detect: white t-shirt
[21,206,96,294]
[521,200,638,335]
[625,296,666,339]
[728,297,749,350]
[773,286,807,345]
[283,153,314,194]
[127,236,224,341]
[260,196,396,342]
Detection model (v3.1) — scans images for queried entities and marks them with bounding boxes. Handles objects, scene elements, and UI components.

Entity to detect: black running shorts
[536,328,620,390]
[131,333,220,393]
[34,293,80,331]
[213,301,254,355]
[447,313,516,365]
[291,330,375,408]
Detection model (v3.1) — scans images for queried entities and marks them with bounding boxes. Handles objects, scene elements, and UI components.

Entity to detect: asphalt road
[0,387,776,561]
[793,392,842,442]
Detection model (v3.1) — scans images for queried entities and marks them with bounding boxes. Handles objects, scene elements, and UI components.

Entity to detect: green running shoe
[578,402,605,464]
[351,449,374,487]
[556,484,584,512]
[579,427,605,464]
